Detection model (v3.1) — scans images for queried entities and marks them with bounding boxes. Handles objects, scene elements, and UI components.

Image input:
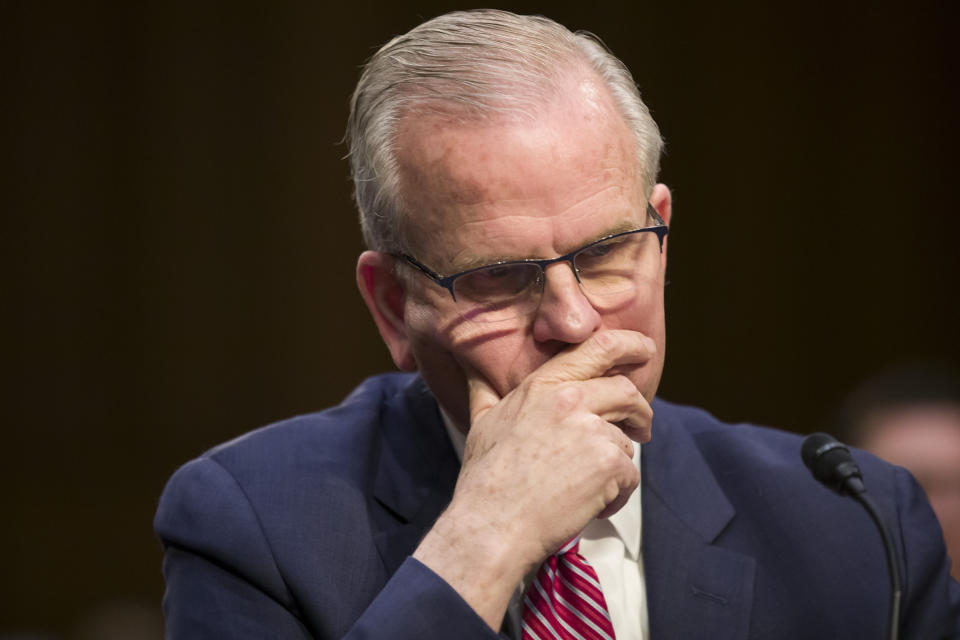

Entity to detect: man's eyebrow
[563,219,645,252]
[590,219,643,242]
[449,253,529,273]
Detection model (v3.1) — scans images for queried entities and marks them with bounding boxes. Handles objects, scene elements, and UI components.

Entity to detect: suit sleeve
[155,456,506,640]
[893,467,960,639]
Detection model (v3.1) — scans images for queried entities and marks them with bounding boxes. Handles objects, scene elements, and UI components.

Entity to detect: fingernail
[642,336,657,353]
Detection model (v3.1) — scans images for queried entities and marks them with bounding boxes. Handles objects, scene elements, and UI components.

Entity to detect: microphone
[801,432,866,495]
[801,433,902,640]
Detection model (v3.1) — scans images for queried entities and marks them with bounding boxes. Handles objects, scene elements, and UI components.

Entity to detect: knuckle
[626,468,641,492]
[589,414,609,435]
[602,478,620,504]
[591,331,617,358]
[523,376,544,395]
[614,374,636,395]
[553,384,583,413]
[600,443,623,470]
[638,399,653,420]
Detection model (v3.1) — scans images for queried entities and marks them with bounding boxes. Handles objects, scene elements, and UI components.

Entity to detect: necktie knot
[557,536,581,556]
[521,535,616,640]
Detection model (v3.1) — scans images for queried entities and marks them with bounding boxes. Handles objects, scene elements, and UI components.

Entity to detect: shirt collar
[439,405,642,560]
[440,405,468,459]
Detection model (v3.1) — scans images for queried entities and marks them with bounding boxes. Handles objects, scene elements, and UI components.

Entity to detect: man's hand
[413,330,655,630]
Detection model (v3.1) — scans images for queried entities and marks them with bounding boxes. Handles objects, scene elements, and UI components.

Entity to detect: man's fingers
[602,417,636,459]
[596,432,641,520]
[615,420,651,445]
[537,330,656,383]
[576,375,653,443]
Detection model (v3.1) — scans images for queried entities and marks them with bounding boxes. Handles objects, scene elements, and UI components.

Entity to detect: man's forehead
[396,74,633,187]
[401,197,646,277]
[395,92,643,269]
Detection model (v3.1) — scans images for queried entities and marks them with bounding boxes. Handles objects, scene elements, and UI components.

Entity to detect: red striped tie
[521,536,616,640]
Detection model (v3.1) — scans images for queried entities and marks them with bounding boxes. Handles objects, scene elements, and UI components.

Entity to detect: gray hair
[346,9,663,253]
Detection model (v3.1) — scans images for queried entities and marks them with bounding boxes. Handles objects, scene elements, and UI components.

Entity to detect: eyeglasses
[398,204,668,323]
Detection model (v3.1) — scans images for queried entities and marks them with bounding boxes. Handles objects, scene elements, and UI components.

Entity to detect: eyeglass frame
[396,203,669,302]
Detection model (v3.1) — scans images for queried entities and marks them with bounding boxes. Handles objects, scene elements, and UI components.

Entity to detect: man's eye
[456,264,539,300]
[483,266,513,279]
[581,243,615,259]
[580,239,628,262]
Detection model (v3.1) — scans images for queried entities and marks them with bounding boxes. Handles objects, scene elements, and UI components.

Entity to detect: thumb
[465,366,501,425]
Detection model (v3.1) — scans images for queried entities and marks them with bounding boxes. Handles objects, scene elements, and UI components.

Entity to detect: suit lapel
[371,376,461,576]
[366,381,758,638]
[367,378,521,639]
[643,402,756,639]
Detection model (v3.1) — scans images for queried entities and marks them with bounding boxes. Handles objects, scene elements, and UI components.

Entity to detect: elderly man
[155,10,960,639]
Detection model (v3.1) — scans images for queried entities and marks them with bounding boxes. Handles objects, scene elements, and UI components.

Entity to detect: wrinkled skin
[356,71,672,630]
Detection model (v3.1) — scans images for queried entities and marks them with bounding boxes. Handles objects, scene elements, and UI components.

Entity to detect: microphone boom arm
[801,433,903,640]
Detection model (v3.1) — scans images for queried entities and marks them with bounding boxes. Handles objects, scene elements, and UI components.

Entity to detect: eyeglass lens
[454,230,660,323]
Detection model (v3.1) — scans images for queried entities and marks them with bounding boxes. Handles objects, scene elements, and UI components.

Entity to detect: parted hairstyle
[346,9,664,254]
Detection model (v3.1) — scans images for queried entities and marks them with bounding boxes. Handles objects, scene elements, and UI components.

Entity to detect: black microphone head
[801,432,865,495]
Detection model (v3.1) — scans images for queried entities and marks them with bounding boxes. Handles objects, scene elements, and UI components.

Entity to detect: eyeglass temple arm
[645,203,668,251]
[399,253,442,281]
[646,203,666,226]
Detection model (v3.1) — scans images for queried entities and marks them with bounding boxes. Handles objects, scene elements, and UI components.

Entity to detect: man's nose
[531,262,601,344]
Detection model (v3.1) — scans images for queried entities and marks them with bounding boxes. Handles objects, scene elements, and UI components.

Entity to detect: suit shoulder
[653,397,802,447]
[651,397,898,483]
[200,373,419,477]
[156,372,426,522]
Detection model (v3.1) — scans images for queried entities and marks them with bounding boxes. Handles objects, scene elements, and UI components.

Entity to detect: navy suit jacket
[155,373,960,638]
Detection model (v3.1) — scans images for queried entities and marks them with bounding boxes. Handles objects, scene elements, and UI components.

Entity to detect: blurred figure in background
[836,362,960,581]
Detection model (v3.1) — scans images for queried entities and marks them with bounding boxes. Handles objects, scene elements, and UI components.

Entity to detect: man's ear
[356,251,417,371]
[650,183,672,227]
[650,183,673,258]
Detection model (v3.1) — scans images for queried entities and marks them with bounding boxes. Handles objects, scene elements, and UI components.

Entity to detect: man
[155,10,960,638]
[836,362,960,583]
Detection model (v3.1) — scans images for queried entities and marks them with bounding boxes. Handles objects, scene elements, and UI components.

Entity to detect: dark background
[5,1,958,636]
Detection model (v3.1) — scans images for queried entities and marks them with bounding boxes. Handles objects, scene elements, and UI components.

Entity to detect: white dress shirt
[441,409,649,640]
